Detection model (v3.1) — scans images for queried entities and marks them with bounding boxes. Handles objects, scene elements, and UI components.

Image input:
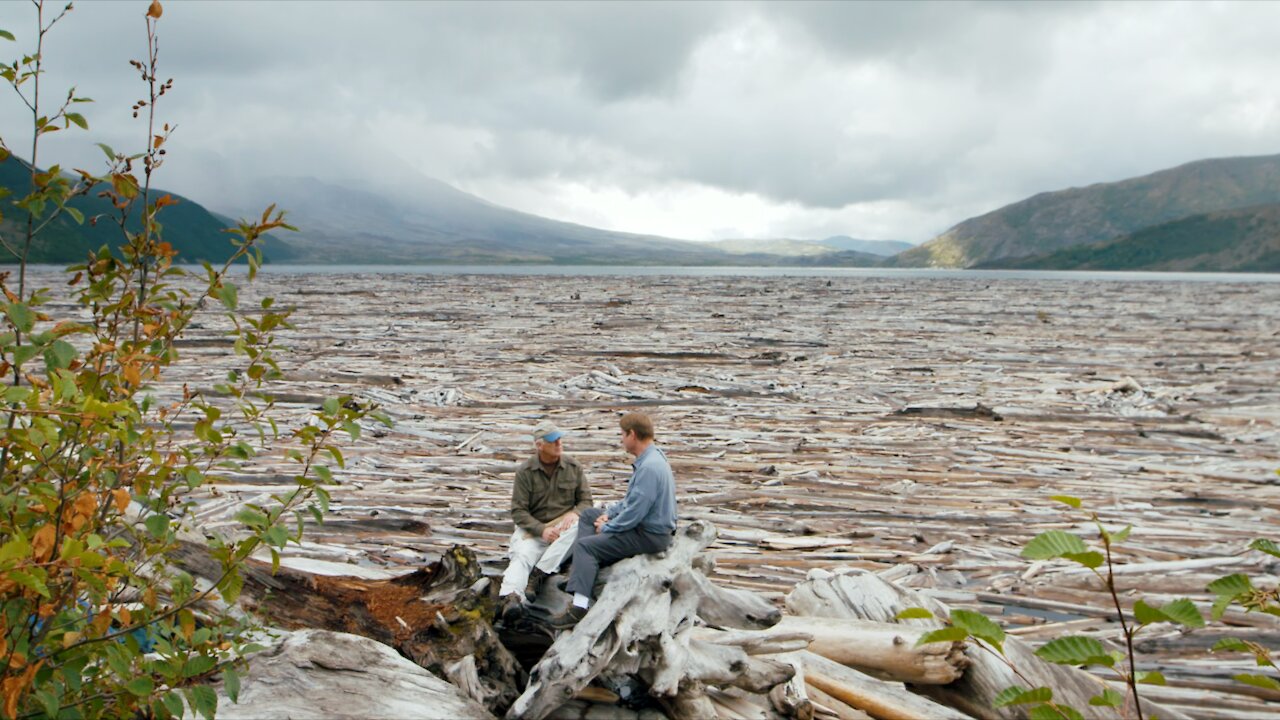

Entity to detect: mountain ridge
[886,153,1280,268]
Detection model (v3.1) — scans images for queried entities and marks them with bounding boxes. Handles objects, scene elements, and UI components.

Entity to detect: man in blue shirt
[548,412,677,628]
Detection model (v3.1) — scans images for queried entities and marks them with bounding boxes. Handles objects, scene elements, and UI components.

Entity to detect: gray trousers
[566,507,673,599]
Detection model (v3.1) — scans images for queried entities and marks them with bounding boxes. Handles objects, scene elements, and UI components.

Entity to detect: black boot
[525,569,549,602]
[545,604,587,630]
[498,594,523,625]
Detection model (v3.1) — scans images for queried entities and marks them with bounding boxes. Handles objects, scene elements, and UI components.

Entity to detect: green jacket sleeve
[573,466,594,515]
[511,469,545,536]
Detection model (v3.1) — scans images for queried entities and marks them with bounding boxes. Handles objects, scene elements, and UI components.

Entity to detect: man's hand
[558,512,579,531]
[594,513,609,532]
[541,526,559,543]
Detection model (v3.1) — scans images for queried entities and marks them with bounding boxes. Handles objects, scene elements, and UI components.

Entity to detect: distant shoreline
[14,263,1280,282]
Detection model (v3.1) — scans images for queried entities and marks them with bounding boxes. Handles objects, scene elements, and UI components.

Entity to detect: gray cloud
[1,0,1278,243]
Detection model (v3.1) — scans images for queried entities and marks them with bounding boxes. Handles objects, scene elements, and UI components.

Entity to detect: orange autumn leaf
[146,0,163,18]
[32,524,56,562]
[1,659,41,719]
[180,610,195,642]
[122,362,141,387]
[112,488,131,513]
[118,607,132,626]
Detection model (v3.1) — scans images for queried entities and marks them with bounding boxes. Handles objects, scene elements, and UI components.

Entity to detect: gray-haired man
[498,421,593,623]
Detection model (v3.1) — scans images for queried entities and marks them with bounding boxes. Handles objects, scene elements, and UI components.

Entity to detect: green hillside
[0,157,296,264]
[888,154,1280,268]
[983,203,1280,272]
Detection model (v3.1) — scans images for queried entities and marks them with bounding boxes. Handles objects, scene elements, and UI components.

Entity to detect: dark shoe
[498,594,524,625]
[525,569,549,602]
[545,605,587,630]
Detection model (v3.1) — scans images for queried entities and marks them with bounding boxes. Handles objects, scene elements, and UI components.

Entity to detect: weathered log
[801,651,970,720]
[788,568,1193,720]
[213,628,493,720]
[804,683,875,720]
[173,537,523,714]
[750,616,968,685]
[508,521,799,720]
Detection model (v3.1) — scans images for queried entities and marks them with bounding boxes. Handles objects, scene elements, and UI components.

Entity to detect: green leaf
[1136,670,1166,685]
[223,668,241,703]
[1088,688,1124,707]
[0,29,15,41]
[896,608,935,620]
[10,569,50,597]
[65,112,88,129]
[234,507,269,528]
[1022,530,1088,560]
[1160,598,1205,628]
[1213,638,1251,653]
[1234,674,1280,691]
[1049,495,1081,508]
[44,339,76,370]
[326,445,345,468]
[1029,705,1084,720]
[13,344,40,367]
[125,677,155,696]
[1209,573,1254,597]
[322,397,339,415]
[183,655,217,678]
[96,142,116,160]
[951,609,1005,652]
[916,626,969,646]
[35,689,59,719]
[1111,525,1132,543]
[161,692,185,718]
[1134,599,1168,626]
[264,524,288,548]
[994,686,1053,707]
[314,465,333,483]
[1211,594,1234,621]
[5,302,35,333]
[190,685,218,720]
[1034,636,1113,666]
[218,570,244,605]
[215,282,239,310]
[144,513,170,539]
[1061,551,1104,569]
[65,206,84,224]
[0,535,31,564]
[1250,539,1280,559]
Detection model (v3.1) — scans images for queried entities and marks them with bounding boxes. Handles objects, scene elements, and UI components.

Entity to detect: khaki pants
[498,524,579,598]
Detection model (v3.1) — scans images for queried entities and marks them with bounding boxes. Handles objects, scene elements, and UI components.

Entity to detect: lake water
[251,264,1280,282]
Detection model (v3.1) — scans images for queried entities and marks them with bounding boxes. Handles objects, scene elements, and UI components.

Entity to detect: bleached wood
[788,568,1194,720]
[801,651,969,720]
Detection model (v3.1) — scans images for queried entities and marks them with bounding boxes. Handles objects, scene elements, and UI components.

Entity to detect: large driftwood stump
[172,536,523,714]
[214,628,494,720]
[508,521,801,720]
[787,568,1192,720]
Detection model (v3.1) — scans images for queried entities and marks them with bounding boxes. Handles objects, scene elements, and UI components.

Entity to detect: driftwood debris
[31,269,1276,718]
[175,539,522,713]
[509,520,797,720]
[788,567,1194,720]
[212,628,494,720]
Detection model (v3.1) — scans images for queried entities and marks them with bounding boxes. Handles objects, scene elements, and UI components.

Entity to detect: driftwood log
[787,567,1193,720]
[213,628,494,720]
[172,536,522,714]
[508,520,802,720]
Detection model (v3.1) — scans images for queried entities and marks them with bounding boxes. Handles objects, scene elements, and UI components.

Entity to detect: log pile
[25,268,1280,718]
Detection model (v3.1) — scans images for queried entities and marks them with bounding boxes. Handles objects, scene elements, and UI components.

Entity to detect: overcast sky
[2,1,1278,243]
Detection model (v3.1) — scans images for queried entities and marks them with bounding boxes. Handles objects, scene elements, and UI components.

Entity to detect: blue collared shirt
[603,445,677,535]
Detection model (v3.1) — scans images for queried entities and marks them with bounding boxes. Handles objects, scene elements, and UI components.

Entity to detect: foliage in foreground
[1,3,385,717]
[910,492,1280,720]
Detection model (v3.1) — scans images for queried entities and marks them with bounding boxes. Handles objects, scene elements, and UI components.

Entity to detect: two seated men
[497,412,677,628]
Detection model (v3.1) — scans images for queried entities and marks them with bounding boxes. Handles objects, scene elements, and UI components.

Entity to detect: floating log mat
[24,269,1280,718]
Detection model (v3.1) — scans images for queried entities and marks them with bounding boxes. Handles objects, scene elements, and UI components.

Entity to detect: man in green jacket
[498,421,593,622]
